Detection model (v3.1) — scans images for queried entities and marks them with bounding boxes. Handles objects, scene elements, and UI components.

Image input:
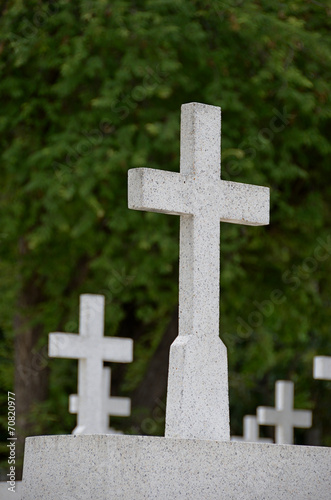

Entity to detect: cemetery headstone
[129,102,270,440]
[257,380,312,444]
[49,294,133,434]
[22,103,331,500]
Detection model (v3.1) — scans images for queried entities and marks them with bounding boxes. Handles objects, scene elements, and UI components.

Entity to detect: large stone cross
[128,102,270,440]
[49,294,133,434]
[257,380,312,444]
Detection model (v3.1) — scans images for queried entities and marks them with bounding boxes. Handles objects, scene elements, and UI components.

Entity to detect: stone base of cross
[166,335,229,440]
[128,102,270,441]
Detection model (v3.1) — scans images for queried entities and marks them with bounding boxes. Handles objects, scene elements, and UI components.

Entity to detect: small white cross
[314,356,331,381]
[257,380,312,444]
[69,367,130,434]
[49,294,133,434]
[129,102,270,440]
[231,415,273,443]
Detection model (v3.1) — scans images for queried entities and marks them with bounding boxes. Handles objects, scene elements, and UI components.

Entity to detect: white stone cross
[314,356,331,381]
[257,380,312,444]
[69,367,130,434]
[49,294,133,434]
[128,102,270,441]
[231,415,273,443]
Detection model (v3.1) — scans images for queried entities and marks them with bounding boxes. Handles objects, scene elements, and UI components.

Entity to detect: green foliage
[0,0,330,466]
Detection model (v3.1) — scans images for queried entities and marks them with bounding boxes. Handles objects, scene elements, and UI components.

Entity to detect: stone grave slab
[22,435,331,500]
[0,481,22,499]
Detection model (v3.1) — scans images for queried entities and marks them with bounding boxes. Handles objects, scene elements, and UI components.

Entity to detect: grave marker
[49,294,133,434]
[129,102,270,440]
[257,380,312,444]
[23,101,331,500]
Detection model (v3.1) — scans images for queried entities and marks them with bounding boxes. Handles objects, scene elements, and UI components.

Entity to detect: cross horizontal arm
[128,168,191,215]
[293,410,312,428]
[314,356,331,380]
[101,337,133,363]
[48,333,87,359]
[69,394,79,414]
[219,180,270,226]
[106,397,131,416]
[257,407,277,425]
[69,394,130,417]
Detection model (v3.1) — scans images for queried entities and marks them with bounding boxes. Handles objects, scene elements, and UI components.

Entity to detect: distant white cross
[314,356,331,381]
[49,294,133,434]
[69,367,130,434]
[231,415,273,443]
[128,102,270,441]
[257,380,312,444]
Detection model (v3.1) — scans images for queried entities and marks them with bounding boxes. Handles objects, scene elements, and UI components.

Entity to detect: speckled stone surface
[314,355,331,380]
[49,294,133,434]
[128,102,270,440]
[231,415,272,443]
[22,435,331,500]
[257,381,312,445]
[0,481,22,499]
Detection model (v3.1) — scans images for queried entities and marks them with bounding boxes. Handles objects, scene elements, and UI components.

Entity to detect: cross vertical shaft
[77,295,104,433]
[179,214,220,338]
[179,104,221,339]
[166,104,229,440]
[49,294,133,434]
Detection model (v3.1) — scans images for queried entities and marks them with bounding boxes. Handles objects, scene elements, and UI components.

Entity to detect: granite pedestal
[0,480,22,499]
[22,434,331,500]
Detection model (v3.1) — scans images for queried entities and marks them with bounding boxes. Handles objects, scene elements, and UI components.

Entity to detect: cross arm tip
[48,332,65,357]
[219,181,270,226]
[48,331,78,357]
[128,168,164,212]
[128,168,145,211]
[128,168,185,215]
[246,184,270,226]
[251,185,270,226]
[256,406,274,424]
[103,336,134,363]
